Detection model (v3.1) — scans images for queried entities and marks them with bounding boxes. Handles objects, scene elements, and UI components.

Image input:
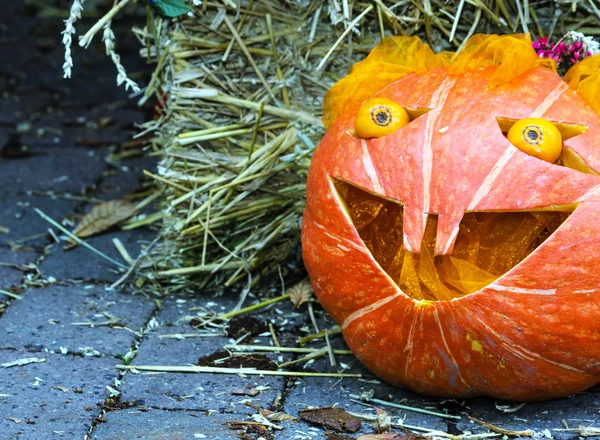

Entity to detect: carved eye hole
[355,98,410,139]
[506,118,563,163]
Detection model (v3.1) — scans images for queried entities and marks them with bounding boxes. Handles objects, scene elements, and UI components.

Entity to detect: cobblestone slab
[39,228,156,282]
[0,91,53,126]
[119,295,286,413]
[0,245,37,289]
[0,285,155,356]
[149,295,239,333]
[119,335,285,413]
[0,350,118,440]
[455,392,600,440]
[280,356,449,439]
[0,147,106,195]
[89,408,243,440]
[0,193,80,248]
[93,156,155,201]
[18,107,147,150]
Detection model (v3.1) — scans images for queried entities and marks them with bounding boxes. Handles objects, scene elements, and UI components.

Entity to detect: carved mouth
[333,179,572,301]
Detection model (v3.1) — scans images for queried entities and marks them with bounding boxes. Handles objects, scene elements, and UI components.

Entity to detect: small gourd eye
[355,98,410,139]
[506,118,563,163]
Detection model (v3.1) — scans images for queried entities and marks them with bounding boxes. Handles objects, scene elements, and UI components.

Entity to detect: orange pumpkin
[302,34,600,401]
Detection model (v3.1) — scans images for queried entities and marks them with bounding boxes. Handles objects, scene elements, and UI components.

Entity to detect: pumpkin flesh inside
[334,179,571,301]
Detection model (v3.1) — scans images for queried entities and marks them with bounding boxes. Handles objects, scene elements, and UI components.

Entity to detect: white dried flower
[102,22,141,93]
[566,31,600,55]
[61,0,86,79]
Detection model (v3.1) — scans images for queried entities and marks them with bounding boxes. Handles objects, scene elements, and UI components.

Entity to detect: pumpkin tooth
[402,204,427,254]
[434,216,461,256]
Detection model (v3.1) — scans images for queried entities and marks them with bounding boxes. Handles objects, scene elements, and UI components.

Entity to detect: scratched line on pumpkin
[490,285,556,295]
[467,145,518,211]
[422,78,456,218]
[577,183,600,203]
[433,309,469,387]
[403,312,422,380]
[360,139,384,194]
[530,82,570,118]
[313,221,367,254]
[341,292,402,330]
[474,315,585,373]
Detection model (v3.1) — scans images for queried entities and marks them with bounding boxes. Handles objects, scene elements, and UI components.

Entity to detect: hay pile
[135,0,599,290]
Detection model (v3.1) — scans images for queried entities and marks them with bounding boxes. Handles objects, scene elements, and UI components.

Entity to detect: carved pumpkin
[302,34,600,401]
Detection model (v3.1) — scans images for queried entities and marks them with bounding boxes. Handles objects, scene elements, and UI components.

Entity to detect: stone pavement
[2,2,600,439]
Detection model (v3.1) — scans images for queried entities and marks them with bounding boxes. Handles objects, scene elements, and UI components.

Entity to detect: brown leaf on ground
[74,200,136,238]
[358,434,427,440]
[287,279,314,308]
[262,409,298,422]
[299,407,361,433]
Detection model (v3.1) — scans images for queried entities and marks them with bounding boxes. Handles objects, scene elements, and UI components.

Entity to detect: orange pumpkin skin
[302,64,600,401]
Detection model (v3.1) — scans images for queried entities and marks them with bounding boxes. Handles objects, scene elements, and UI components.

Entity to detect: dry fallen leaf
[287,279,314,309]
[299,407,361,433]
[74,200,136,238]
[262,409,298,422]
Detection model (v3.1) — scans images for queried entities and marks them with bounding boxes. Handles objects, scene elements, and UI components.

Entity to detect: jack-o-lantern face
[302,35,600,401]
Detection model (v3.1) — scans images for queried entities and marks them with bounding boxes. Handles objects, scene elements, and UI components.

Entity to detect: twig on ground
[117,364,362,378]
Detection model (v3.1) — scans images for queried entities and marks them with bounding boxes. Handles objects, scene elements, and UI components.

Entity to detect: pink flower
[532,36,549,51]
[532,33,597,73]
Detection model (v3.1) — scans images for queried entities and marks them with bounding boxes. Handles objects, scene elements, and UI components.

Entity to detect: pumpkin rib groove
[472,314,588,374]
[432,309,470,388]
[402,312,422,381]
